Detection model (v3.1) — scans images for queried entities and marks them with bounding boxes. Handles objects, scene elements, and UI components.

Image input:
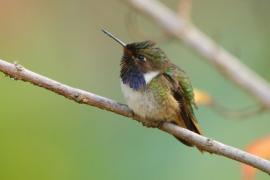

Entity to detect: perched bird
[102,29,202,147]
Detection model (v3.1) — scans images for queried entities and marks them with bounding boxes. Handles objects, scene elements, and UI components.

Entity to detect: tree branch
[178,0,192,22]
[127,0,270,109]
[0,59,270,175]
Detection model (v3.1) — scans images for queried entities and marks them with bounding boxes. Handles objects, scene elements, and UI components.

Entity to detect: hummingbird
[102,29,202,147]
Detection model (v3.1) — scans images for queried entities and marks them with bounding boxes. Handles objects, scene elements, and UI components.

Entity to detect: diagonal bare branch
[178,0,192,22]
[126,0,270,109]
[0,58,270,175]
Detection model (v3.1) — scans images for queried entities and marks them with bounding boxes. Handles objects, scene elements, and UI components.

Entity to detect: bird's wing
[164,65,202,135]
[165,65,197,108]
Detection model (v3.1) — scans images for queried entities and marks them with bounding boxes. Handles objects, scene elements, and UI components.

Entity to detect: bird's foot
[141,120,164,129]
[132,112,165,128]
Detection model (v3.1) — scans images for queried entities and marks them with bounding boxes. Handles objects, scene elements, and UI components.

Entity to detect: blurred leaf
[194,88,213,106]
[194,89,265,119]
[241,136,270,180]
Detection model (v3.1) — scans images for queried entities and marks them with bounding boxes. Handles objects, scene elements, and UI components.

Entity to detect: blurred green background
[0,0,269,179]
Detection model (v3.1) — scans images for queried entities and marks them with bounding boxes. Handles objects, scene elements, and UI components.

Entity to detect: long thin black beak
[102,29,126,47]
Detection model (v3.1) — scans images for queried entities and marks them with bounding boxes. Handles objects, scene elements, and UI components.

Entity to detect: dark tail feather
[174,136,193,147]
[173,119,197,147]
[181,111,202,135]
[176,111,204,152]
[175,135,204,152]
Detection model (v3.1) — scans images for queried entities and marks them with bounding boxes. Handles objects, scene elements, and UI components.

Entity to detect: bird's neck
[120,65,159,91]
[120,65,146,91]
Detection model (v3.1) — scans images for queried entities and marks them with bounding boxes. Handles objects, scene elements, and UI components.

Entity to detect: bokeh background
[0,0,269,179]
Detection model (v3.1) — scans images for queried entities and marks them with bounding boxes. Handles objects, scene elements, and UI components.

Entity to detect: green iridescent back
[165,64,197,110]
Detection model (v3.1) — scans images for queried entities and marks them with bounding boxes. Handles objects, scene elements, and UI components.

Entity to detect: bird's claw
[141,120,164,129]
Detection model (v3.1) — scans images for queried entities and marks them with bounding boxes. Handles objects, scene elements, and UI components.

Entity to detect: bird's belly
[121,82,160,119]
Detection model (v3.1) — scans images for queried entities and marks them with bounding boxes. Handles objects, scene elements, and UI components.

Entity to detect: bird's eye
[137,55,146,61]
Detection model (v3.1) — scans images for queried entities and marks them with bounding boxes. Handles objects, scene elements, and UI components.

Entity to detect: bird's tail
[174,109,203,151]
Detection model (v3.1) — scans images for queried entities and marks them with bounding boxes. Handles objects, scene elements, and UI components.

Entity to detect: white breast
[120,71,159,118]
[143,71,159,84]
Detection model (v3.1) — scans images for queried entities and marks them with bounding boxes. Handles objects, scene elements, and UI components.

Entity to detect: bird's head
[102,29,169,90]
[102,29,169,73]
